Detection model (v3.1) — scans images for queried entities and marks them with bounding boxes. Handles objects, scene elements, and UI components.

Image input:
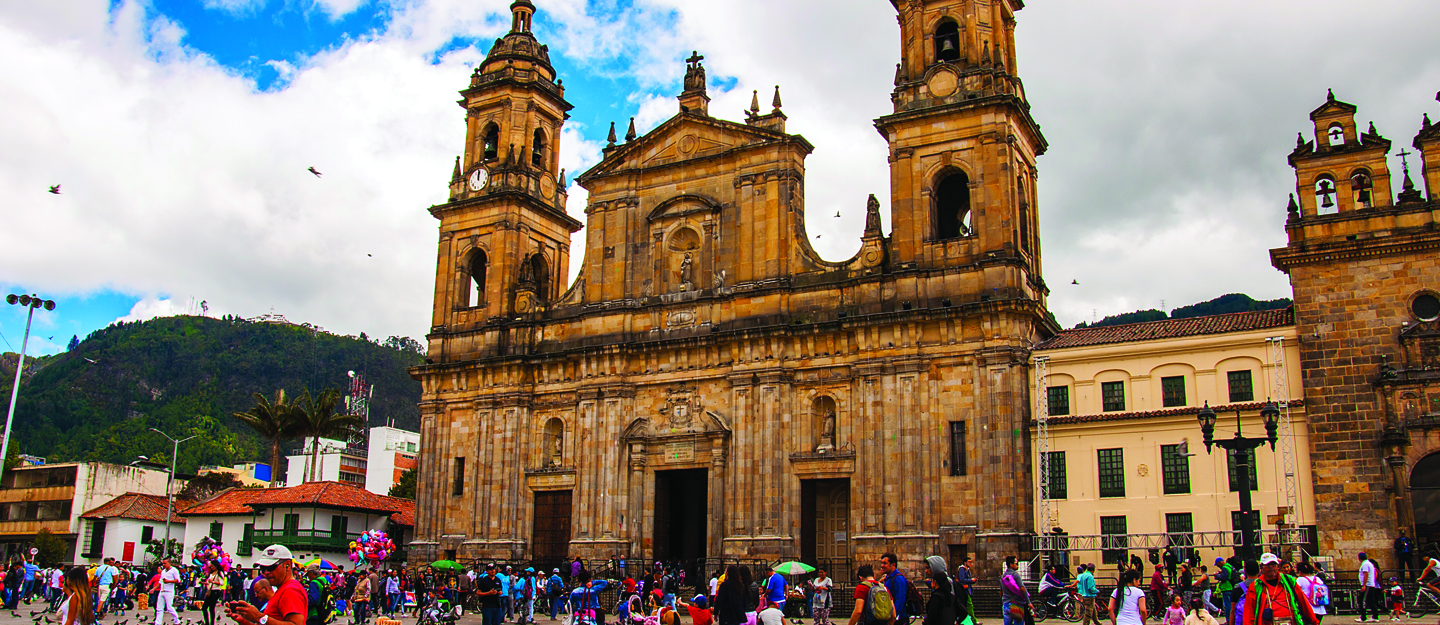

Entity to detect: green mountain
[1075,293,1292,329]
[1,315,424,476]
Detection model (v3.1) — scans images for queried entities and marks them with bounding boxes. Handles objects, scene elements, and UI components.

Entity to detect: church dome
[479,0,555,80]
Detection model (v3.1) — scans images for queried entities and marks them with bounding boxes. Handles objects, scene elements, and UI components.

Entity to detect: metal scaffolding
[1268,336,1301,526]
[1034,355,1052,534]
[1032,527,1312,552]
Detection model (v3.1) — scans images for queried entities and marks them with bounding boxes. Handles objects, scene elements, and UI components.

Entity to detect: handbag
[1009,605,1025,620]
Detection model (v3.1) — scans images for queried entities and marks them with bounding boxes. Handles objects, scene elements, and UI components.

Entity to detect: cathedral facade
[409,0,1053,570]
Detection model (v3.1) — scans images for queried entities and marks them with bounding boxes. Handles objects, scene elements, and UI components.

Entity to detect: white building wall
[188,508,393,570]
[365,427,419,496]
[70,464,172,534]
[81,518,177,566]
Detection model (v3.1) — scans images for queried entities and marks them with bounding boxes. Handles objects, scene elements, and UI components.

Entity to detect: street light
[2,294,56,486]
[1197,400,1281,561]
[149,428,196,558]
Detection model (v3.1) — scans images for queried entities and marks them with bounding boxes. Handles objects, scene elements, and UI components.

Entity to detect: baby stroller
[418,597,464,625]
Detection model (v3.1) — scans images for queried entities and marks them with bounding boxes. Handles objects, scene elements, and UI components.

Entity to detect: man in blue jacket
[878,553,911,625]
[568,572,609,625]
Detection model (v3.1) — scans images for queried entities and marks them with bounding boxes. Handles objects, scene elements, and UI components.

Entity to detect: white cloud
[2,0,1438,347]
[314,0,370,20]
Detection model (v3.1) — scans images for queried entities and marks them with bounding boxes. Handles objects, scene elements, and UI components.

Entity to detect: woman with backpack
[1292,562,1327,625]
[847,565,894,625]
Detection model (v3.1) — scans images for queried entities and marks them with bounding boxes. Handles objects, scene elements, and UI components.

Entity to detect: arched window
[482,123,499,161]
[467,249,487,308]
[1350,169,1373,208]
[528,253,549,298]
[1411,453,1440,547]
[813,396,838,451]
[532,129,546,169]
[934,20,961,63]
[543,418,564,466]
[934,170,972,240]
[1315,176,1338,215]
[1327,123,1345,147]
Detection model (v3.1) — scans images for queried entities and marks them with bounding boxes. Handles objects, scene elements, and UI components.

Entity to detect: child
[1388,577,1407,620]
[1163,595,1186,625]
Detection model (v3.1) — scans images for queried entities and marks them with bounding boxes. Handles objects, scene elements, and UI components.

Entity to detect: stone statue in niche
[519,257,535,284]
[679,253,693,291]
[817,410,836,452]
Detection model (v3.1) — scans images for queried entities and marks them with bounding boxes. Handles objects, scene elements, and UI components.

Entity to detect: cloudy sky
[2,0,1438,356]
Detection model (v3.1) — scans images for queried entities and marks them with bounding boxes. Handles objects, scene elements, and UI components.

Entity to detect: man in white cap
[225,546,308,625]
[1239,553,1317,625]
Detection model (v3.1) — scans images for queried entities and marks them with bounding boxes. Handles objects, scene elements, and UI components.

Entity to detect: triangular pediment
[578,113,790,181]
[1310,97,1358,120]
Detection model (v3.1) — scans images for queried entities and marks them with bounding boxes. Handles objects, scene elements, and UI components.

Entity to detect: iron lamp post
[149,428,196,558]
[1198,400,1281,561]
[2,294,55,486]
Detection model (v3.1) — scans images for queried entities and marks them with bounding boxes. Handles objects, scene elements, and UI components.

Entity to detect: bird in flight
[307,167,323,177]
[815,234,822,239]
[48,184,61,194]
[1071,279,1079,285]
[367,253,372,257]
[834,211,841,218]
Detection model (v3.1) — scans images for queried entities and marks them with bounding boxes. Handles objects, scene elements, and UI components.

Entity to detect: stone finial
[749,90,760,114]
[1424,113,1433,130]
[625,117,637,142]
[1367,121,1378,136]
[1327,88,1335,102]
[506,143,515,164]
[1296,132,1306,149]
[606,121,617,147]
[1286,193,1299,221]
[452,155,462,182]
[559,168,567,187]
[982,41,992,66]
[771,86,783,112]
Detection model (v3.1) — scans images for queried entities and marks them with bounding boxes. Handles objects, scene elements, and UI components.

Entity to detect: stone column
[629,442,647,559]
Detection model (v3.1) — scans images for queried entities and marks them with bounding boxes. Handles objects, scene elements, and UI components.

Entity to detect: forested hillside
[1074,293,1292,329]
[1,315,423,475]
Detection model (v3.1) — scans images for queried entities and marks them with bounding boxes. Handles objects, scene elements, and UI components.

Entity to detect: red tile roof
[1035,399,1306,427]
[82,493,190,523]
[180,482,415,525]
[179,487,275,516]
[1036,307,1294,351]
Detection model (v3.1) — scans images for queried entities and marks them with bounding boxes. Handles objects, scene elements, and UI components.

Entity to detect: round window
[1414,293,1440,322]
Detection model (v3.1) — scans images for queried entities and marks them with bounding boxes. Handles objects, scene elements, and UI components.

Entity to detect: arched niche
[934,19,961,63]
[465,248,488,308]
[543,417,564,466]
[813,396,838,452]
[1412,453,1440,547]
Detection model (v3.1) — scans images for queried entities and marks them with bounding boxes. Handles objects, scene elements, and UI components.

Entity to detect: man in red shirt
[225,545,308,625]
[1242,553,1319,625]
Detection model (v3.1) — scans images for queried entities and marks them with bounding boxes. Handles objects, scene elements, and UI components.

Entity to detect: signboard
[29,548,37,555]
[665,441,695,463]
[834,532,847,543]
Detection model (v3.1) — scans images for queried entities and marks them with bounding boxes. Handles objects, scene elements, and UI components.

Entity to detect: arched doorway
[1411,453,1440,549]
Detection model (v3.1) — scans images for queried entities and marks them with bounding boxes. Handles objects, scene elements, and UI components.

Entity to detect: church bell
[940,39,956,54]
[1357,188,1372,205]
[1321,193,1335,208]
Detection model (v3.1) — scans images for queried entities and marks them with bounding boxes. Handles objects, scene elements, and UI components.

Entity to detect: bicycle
[1409,584,1440,617]
[1032,590,1081,622]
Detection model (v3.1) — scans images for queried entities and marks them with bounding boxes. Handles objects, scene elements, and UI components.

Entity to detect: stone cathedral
[409,0,1053,570]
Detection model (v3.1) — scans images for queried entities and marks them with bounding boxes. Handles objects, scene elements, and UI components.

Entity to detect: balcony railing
[246,529,361,552]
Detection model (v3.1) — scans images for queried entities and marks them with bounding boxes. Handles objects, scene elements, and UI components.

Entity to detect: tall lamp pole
[1198,400,1281,562]
[2,294,56,486]
[149,428,196,557]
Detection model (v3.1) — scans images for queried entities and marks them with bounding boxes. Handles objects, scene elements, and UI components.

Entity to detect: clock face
[468,167,489,191]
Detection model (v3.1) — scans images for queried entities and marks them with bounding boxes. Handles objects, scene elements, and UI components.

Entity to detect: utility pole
[150,428,196,557]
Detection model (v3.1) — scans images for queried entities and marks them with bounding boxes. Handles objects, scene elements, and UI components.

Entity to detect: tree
[66,335,79,351]
[33,529,66,566]
[233,390,301,486]
[177,471,245,502]
[293,388,365,482]
[145,538,182,563]
[388,467,417,499]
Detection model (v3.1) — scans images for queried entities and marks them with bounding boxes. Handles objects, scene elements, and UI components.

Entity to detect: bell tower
[426,0,582,358]
[875,0,1046,294]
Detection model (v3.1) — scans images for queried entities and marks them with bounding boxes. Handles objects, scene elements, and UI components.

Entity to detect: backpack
[307,579,336,625]
[1220,565,1236,585]
[903,578,924,617]
[1307,576,1330,608]
[862,581,895,625]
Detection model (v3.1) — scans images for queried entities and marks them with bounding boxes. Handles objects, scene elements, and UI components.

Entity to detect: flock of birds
[11,609,132,625]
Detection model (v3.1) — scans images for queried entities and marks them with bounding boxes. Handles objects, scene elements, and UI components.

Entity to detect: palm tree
[233,390,300,486]
[293,388,366,482]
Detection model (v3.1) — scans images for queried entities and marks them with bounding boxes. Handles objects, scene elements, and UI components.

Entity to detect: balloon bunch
[191,537,233,573]
[349,529,395,564]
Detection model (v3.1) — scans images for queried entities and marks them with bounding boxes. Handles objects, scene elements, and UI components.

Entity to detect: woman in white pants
[153,558,182,625]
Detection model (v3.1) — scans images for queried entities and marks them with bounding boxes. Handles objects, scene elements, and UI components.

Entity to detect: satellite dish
[348,370,355,377]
